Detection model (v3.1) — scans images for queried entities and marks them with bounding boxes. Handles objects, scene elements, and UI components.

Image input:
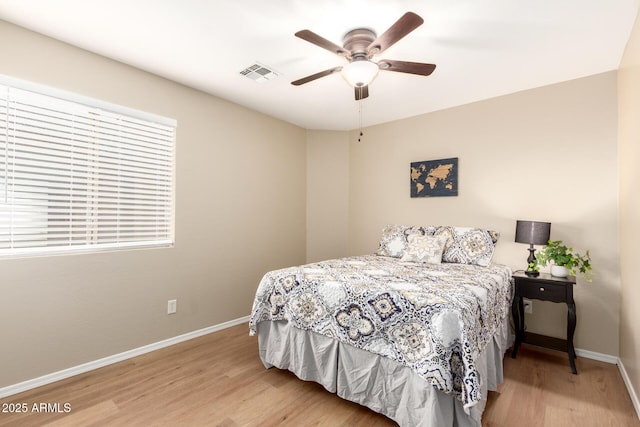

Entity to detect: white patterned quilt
[249,255,512,409]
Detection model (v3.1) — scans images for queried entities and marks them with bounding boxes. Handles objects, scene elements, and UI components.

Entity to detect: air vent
[240,63,279,83]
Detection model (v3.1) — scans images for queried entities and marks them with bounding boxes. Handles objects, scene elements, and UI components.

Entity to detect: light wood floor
[0,323,638,427]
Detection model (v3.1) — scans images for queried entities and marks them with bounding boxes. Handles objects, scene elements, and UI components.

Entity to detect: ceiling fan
[291,12,436,100]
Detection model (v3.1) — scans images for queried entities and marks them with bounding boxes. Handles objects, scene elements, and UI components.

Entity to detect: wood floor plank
[43,400,119,427]
[483,345,639,427]
[0,324,637,426]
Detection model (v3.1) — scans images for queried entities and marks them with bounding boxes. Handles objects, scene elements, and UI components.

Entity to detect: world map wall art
[410,157,458,198]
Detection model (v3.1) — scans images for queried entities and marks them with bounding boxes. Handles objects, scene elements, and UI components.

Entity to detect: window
[0,77,176,257]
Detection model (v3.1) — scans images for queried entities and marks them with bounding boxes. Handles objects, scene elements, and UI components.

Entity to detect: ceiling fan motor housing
[342,28,378,59]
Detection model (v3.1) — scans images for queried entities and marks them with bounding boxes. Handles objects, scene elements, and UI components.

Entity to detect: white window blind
[0,80,176,257]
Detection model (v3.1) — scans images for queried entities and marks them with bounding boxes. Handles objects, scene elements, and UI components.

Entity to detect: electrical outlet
[167,299,177,314]
[523,298,533,314]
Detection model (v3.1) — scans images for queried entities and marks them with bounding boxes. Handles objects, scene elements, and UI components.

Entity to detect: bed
[249,225,513,427]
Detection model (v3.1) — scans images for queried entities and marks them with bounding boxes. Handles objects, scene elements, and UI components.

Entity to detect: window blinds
[0,82,176,256]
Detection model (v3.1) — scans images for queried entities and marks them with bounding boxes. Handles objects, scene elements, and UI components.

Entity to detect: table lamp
[515,220,551,276]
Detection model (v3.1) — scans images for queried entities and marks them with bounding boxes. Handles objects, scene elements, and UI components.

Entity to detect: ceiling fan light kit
[292,12,436,101]
[341,59,379,87]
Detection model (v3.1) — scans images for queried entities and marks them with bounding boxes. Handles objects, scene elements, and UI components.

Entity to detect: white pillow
[400,234,447,264]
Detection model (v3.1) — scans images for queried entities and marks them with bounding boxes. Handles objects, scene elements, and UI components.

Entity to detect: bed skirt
[256,316,510,427]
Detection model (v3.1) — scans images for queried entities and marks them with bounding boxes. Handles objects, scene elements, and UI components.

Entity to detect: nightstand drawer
[515,280,567,303]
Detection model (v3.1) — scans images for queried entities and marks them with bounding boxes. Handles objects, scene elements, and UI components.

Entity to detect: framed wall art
[410,157,458,198]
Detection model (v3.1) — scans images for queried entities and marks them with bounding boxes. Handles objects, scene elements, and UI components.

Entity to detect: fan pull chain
[358,98,364,142]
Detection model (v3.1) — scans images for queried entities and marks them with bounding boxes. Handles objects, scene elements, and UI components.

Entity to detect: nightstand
[511,271,578,374]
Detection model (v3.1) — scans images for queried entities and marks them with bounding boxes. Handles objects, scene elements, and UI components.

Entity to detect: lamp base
[525,244,539,276]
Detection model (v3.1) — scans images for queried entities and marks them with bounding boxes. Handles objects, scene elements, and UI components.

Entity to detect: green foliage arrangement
[531,240,593,281]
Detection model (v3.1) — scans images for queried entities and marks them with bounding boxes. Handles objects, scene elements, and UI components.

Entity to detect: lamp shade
[341,60,379,87]
[515,220,551,245]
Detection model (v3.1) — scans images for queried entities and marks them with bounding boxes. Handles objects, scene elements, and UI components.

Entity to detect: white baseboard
[0,315,250,399]
[618,358,640,421]
[575,347,618,364]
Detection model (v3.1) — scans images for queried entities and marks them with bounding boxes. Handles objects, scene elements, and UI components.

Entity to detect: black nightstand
[511,271,578,374]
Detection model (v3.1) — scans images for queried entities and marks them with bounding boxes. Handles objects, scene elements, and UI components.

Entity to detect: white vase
[551,265,569,278]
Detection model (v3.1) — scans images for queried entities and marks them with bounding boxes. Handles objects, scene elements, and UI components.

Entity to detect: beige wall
[0,21,307,388]
[1,15,634,405]
[306,130,350,262]
[619,8,640,413]
[345,73,619,355]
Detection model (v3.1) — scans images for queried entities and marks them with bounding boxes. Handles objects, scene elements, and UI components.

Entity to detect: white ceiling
[0,0,638,130]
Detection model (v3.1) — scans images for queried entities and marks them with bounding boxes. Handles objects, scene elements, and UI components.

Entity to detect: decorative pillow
[400,234,448,264]
[375,224,416,257]
[375,224,437,258]
[434,226,500,267]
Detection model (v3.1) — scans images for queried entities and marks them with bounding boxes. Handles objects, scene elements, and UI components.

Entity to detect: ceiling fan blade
[378,60,436,76]
[291,67,342,86]
[295,30,348,56]
[368,12,424,55]
[354,85,369,100]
